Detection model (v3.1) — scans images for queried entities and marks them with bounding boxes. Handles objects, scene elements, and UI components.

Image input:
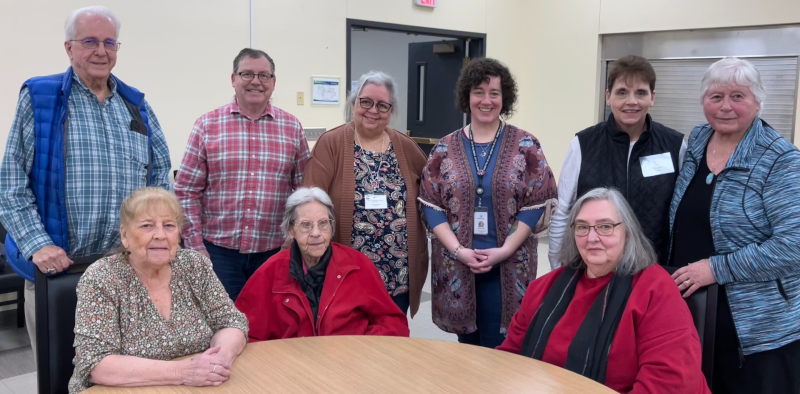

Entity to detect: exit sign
[414,0,437,8]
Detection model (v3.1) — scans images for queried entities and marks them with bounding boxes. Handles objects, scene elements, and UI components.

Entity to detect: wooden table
[85,336,616,393]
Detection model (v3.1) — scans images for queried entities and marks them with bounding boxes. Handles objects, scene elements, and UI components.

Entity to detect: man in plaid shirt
[175,48,310,301]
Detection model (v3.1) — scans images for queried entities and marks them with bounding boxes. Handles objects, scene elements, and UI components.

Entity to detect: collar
[273,243,360,294]
[605,113,652,145]
[230,96,274,120]
[686,118,764,170]
[71,70,117,99]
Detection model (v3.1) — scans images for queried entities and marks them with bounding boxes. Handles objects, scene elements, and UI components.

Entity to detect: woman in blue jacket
[669,57,800,393]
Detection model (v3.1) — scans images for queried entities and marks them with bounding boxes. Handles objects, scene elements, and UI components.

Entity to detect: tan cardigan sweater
[302,122,429,317]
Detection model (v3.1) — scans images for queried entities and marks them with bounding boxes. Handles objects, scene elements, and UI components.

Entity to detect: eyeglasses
[238,71,275,83]
[571,222,622,237]
[358,98,392,113]
[293,219,335,234]
[69,38,121,51]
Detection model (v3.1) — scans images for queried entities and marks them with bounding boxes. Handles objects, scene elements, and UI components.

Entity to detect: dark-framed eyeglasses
[571,222,622,237]
[237,71,275,83]
[358,97,392,113]
[69,37,121,51]
[292,219,335,234]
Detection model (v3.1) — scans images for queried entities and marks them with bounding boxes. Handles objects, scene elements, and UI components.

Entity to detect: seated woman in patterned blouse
[235,187,409,340]
[68,187,249,394]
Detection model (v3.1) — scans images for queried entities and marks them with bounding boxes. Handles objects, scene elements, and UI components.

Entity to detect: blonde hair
[120,187,183,229]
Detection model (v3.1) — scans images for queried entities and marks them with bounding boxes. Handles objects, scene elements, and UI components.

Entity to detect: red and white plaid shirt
[175,98,310,253]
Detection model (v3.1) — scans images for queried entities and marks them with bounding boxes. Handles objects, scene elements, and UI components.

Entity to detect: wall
[0,0,250,169]
[351,29,452,133]
[0,0,509,169]
[1,0,797,177]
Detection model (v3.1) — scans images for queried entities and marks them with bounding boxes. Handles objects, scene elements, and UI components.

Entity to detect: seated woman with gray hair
[235,187,409,340]
[497,188,709,393]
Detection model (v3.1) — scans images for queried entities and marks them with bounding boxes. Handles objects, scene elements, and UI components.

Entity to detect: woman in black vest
[548,56,685,268]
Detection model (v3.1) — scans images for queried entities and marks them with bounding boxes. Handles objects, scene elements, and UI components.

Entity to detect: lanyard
[468,122,502,205]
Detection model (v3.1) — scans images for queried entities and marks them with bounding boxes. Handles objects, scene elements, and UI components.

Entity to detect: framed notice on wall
[311,76,340,105]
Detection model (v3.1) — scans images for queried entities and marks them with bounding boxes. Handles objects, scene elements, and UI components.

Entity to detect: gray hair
[281,187,336,238]
[64,6,121,41]
[558,188,656,276]
[700,57,766,115]
[344,71,400,122]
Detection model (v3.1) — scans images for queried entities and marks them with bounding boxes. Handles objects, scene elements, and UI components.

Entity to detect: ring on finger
[212,365,217,373]
[684,279,692,287]
[47,268,56,274]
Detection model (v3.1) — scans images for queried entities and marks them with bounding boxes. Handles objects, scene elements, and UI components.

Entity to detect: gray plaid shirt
[0,73,171,260]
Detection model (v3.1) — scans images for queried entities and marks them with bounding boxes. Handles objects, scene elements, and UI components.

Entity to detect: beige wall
[599,0,800,34]
[0,0,798,176]
[0,0,250,169]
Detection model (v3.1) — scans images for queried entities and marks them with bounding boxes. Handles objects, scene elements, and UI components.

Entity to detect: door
[406,39,473,156]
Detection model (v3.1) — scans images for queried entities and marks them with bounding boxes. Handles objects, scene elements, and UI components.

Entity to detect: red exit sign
[414,0,437,8]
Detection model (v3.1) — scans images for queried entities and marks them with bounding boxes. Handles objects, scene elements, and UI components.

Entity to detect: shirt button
[250,172,254,176]
[249,191,253,194]
[247,209,250,212]
[285,299,289,303]
[337,275,341,279]
[245,226,249,229]
[252,155,256,158]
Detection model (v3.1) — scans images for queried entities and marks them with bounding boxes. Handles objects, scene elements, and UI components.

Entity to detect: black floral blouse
[352,142,409,297]
[68,249,249,394]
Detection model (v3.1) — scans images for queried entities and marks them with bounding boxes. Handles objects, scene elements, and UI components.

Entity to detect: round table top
[85,336,616,394]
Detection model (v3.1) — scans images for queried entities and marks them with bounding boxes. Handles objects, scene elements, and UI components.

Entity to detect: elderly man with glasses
[0,6,172,361]
[175,48,311,301]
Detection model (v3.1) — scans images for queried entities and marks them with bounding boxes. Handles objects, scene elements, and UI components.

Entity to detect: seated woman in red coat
[235,187,409,340]
[497,187,710,393]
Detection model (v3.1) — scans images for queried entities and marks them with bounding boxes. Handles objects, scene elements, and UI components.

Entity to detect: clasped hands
[455,245,513,274]
[179,346,234,387]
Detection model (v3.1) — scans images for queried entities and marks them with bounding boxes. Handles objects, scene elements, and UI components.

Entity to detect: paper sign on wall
[312,76,340,105]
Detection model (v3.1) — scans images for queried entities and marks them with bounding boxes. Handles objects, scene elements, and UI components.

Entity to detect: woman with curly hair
[418,58,558,348]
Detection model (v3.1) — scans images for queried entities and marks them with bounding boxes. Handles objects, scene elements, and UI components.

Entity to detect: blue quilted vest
[5,67,153,282]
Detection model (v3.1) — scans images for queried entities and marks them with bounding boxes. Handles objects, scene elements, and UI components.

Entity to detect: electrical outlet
[296,92,304,106]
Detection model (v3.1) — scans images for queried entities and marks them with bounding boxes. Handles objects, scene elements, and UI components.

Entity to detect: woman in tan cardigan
[303,71,428,316]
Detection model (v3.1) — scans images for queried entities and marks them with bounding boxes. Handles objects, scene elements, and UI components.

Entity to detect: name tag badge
[640,152,675,177]
[474,207,489,235]
[365,194,388,210]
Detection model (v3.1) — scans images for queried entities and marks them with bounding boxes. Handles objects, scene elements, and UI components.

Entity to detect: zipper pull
[738,348,745,368]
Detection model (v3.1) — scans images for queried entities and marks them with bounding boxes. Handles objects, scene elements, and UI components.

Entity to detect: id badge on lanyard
[474,206,489,235]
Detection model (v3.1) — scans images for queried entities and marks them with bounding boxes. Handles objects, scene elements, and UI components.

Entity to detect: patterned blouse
[351,142,409,297]
[68,249,249,394]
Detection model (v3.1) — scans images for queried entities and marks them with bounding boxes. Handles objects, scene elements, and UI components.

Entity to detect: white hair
[344,71,401,122]
[281,187,336,238]
[64,6,121,41]
[700,57,766,115]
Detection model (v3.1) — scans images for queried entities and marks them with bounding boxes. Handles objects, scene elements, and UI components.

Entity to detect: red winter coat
[235,242,409,340]
[497,265,711,394]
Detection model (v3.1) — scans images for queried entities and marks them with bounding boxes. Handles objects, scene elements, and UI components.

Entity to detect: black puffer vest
[576,114,684,265]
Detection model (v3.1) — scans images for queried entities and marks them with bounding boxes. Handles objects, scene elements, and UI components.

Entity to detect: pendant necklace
[468,122,502,200]
[706,145,733,185]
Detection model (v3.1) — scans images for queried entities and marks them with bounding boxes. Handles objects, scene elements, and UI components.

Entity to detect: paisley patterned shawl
[418,124,558,334]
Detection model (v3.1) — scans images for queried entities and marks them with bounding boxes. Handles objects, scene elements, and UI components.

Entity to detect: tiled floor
[0,239,552,393]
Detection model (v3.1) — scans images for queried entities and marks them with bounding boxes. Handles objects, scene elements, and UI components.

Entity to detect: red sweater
[497,265,710,394]
[235,243,410,340]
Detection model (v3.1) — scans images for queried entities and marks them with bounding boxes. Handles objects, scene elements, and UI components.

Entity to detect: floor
[0,239,552,394]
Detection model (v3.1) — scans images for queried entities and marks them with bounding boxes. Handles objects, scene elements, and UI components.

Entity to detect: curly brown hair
[454,57,518,118]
